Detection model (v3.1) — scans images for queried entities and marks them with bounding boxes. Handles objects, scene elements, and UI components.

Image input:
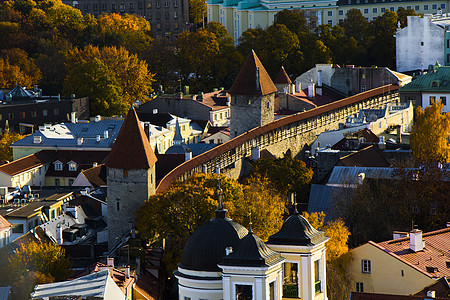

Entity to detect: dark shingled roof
[267,211,328,246]
[221,231,284,267]
[106,107,157,169]
[337,145,390,167]
[179,210,248,272]
[274,66,292,84]
[229,50,277,96]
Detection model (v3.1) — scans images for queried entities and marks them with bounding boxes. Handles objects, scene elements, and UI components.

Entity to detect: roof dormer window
[68,161,77,171]
[54,161,63,171]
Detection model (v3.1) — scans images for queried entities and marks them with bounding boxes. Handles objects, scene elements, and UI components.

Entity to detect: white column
[301,256,309,300]
[278,270,283,300]
[256,277,264,300]
[322,249,328,300]
[223,276,231,300]
[318,10,323,25]
[309,257,315,300]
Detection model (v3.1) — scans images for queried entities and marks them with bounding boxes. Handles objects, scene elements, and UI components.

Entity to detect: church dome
[179,210,248,272]
[267,212,328,246]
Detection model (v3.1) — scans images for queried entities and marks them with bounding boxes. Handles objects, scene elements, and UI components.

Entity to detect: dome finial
[215,177,227,219]
[249,212,253,234]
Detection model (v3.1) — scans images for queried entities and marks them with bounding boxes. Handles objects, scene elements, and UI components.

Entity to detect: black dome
[179,211,248,272]
[267,212,328,246]
[221,231,284,267]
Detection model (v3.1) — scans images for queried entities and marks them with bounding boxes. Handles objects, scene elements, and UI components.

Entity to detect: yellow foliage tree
[0,132,24,161]
[0,58,34,88]
[410,99,450,163]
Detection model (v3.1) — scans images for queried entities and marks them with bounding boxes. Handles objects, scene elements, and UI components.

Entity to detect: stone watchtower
[105,107,157,249]
[229,50,277,139]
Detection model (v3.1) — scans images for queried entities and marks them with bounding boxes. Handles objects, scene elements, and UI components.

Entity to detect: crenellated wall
[156,85,400,193]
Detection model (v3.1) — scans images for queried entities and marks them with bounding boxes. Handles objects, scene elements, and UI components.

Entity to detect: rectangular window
[53,108,59,115]
[93,3,98,10]
[339,9,344,15]
[424,4,428,10]
[138,1,143,9]
[236,284,252,300]
[447,53,450,63]
[314,260,321,293]
[20,112,25,118]
[390,7,394,11]
[69,178,74,186]
[406,5,411,9]
[328,11,332,16]
[12,224,24,234]
[361,85,366,92]
[156,1,160,8]
[356,282,364,292]
[55,178,60,186]
[328,20,333,25]
[51,210,55,219]
[0,114,2,121]
[432,4,437,9]
[147,2,151,8]
[102,3,107,10]
[441,4,446,9]
[174,22,179,29]
[43,109,48,117]
[415,5,419,10]
[361,259,371,273]
[364,8,368,13]
[430,96,436,105]
[129,2,134,10]
[373,8,377,13]
[84,3,89,10]
[440,96,447,105]
[381,7,386,12]
[112,2,116,10]
[117,200,120,210]
[174,0,178,7]
[165,1,169,7]
[8,113,13,120]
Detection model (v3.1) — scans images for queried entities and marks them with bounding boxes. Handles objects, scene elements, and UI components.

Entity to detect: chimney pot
[225,247,233,255]
[107,257,114,267]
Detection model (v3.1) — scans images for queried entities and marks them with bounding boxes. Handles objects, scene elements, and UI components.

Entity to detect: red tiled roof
[274,66,292,84]
[0,151,52,176]
[156,85,399,193]
[79,164,106,188]
[229,51,277,96]
[0,215,11,231]
[106,107,157,169]
[373,227,450,279]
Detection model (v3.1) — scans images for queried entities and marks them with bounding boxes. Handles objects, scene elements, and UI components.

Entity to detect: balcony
[283,283,299,299]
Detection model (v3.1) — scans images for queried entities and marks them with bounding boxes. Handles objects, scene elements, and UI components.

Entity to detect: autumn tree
[136,173,286,272]
[410,99,450,163]
[0,48,42,84]
[0,132,24,161]
[8,241,71,299]
[64,45,154,116]
[0,57,34,88]
[189,0,206,26]
[302,212,352,300]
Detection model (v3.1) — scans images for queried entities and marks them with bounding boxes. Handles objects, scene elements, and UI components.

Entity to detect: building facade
[62,0,189,40]
[208,0,449,43]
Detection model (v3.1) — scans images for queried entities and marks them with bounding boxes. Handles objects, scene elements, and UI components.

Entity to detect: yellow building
[207,0,449,43]
[349,227,450,295]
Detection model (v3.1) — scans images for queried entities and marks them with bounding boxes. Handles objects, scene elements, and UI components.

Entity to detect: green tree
[410,99,450,163]
[341,8,370,45]
[136,173,286,272]
[368,11,398,68]
[0,132,24,161]
[396,7,417,28]
[250,151,313,202]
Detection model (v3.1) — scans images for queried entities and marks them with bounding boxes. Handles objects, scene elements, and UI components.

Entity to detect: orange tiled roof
[0,151,52,176]
[156,85,399,193]
[106,107,157,169]
[229,50,277,96]
[0,215,11,231]
[373,227,450,279]
[274,66,292,84]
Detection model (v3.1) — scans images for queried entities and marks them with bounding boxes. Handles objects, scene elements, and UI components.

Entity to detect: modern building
[396,15,450,73]
[399,65,450,112]
[208,0,449,43]
[349,226,450,295]
[175,196,329,300]
[62,0,189,40]
[0,85,89,134]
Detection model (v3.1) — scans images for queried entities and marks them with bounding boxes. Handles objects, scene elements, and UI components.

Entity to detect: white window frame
[54,161,63,171]
[356,282,364,292]
[233,282,255,300]
[361,259,371,273]
[68,161,77,171]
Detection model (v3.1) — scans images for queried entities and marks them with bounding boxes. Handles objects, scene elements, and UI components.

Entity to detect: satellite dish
[369,114,378,122]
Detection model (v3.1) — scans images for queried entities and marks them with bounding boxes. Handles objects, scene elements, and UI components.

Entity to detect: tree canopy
[0,132,24,161]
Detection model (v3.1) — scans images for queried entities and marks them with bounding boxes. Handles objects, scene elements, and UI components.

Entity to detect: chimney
[77,138,83,146]
[427,291,436,298]
[152,108,158,114]
[410,228,425,252]
[94,115,101,122]
[396,125,402,143]
[144,123,150,139]
[225,247,233,255]
[295,81,301,93]
[357,173,365,185]
[124,265,130,278]
[251,147,260,161]
[104,130,109,139]
[202,164,208,173]
[96,135,101,142]
[56,223,63,245]
[308,81,315,98]
[291,84,295,94]
[71,112,77,123]
[107,257,114,267]
[185,148,192,161]
[393,231,409,240]
[256,67,260,91]
[93,162,98,167]
[378,136,386,150]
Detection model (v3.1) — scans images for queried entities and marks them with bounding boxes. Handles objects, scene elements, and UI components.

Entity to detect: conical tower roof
[274,66,292,84]
[106,107,157,169]
[229,50,277,96]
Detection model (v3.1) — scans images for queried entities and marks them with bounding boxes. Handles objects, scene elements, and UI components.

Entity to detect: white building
[396,15,450,72]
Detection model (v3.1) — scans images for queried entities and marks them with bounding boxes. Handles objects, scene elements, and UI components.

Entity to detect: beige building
[349,227,450,295]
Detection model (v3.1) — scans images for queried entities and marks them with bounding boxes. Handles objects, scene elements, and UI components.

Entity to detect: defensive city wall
[156,85,400,193]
